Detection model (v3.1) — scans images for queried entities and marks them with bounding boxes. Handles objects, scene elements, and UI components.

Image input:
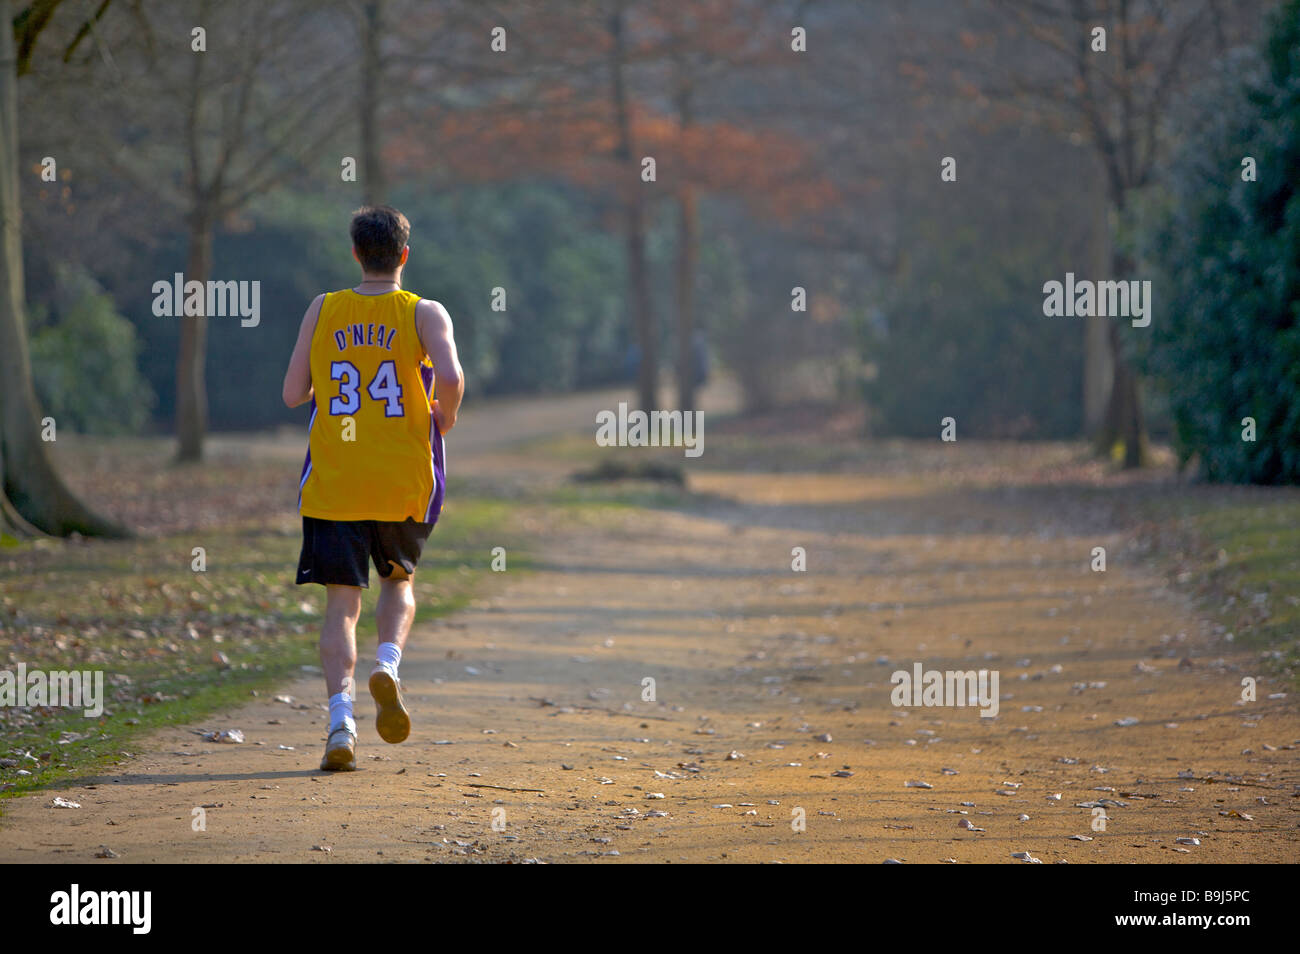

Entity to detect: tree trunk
[1096,321,1148,467]
[675,185,699,411]
[624,187,656,413]
[0,0,126,538]
[175,210,212,462]
[610,5,656,412]
[0,444,41,537]
[1093,238,1149,467]
[1083,201,1113,435]
[673,63,699,413]
[1084,318,1113,435]
[360,0,386,206]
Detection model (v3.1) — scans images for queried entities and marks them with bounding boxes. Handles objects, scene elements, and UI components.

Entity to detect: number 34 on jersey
[299,288,441,524]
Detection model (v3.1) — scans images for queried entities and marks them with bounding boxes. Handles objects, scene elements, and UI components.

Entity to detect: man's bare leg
[369,565,415,743]
[376,568,416,654]
[321,584,362,697]
[320,584,362,770]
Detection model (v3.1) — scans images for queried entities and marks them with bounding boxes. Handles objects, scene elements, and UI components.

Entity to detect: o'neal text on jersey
[333,322,398,352]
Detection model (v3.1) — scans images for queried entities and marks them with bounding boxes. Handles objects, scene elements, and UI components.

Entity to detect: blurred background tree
[2,0,126,537]
[972,0,1273,467]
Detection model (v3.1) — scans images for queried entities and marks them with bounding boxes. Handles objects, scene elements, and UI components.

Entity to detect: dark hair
[349,205,410,273]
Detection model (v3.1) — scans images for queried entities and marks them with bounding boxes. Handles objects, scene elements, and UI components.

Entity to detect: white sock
[329,692,355,735]
[375,641,402,676]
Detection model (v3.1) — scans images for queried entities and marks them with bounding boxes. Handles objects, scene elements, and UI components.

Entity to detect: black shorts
[296,516,434,588]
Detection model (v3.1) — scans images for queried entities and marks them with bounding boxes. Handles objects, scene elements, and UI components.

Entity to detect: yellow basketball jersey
[297,289,445,523]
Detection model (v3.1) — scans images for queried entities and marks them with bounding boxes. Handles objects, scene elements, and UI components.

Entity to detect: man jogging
[281,205,464,771]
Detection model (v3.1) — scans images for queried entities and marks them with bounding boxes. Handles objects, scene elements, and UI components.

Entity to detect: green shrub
[1145,0,1300,483]
[30,265,156,434]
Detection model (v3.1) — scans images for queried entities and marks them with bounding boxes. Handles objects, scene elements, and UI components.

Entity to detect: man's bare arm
[415,299,464,432]
[282,294,324,408]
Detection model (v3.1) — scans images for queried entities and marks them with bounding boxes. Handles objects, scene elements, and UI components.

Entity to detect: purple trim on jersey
[421,361,444,524]
[424,420,446,525]
[297,398,317,511]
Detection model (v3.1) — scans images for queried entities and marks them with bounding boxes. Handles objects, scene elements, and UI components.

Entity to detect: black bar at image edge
[7,864,1281,938]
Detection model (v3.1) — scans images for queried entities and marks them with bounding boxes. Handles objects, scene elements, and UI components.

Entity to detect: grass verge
[1139,488,1300,687]
[0,493,519,801]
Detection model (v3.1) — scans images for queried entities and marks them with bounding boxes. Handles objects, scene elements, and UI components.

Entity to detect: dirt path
[2,393,1296,863]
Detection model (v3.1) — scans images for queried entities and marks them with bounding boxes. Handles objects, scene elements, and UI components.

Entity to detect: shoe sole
[369,669,411,744]
[320,746,356,771]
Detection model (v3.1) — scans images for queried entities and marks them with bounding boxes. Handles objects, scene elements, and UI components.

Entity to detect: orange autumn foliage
[392,95,835,224]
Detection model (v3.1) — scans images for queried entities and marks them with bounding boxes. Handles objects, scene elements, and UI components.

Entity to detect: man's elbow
[440,370,464,397]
